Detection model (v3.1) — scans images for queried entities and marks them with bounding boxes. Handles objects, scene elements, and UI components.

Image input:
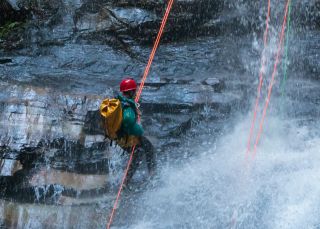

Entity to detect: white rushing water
[125,111,320,229]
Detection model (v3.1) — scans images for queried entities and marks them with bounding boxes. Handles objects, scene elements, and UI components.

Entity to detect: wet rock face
[0,85,96,150]
[1,0,222,50]
[0,84,111,203]
[74,0,223,44]
[18,0,63,15]
[1,0,319,51]
[0,71,244,203]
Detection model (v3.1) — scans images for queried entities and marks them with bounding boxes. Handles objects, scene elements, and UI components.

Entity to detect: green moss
[0,21,22,39]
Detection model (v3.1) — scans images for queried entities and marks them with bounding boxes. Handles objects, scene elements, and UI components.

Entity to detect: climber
[100,77,156,188]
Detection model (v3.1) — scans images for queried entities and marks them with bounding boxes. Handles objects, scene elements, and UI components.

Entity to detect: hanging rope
[246,0,271,157]
[280,0,292,99]
[252,0,291,156]
[135,0,175,103]
[106,1,175,228]
[233,1,292,227]
[106,145,136,229]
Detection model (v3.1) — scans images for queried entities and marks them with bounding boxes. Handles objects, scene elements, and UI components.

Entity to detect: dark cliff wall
[0,0,30,26]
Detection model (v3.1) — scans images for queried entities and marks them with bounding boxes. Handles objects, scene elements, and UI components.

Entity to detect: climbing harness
[106,0,175,228]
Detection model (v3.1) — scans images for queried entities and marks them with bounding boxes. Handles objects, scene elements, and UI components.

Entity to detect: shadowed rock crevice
[0,0,30,26]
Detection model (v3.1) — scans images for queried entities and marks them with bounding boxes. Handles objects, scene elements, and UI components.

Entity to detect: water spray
[253,0,292,156]
[246,0,272,157]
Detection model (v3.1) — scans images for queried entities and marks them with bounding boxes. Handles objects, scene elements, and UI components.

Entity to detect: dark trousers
[124,136,156,185]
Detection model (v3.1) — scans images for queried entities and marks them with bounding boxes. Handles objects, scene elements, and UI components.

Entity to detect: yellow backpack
[99,98,123,140]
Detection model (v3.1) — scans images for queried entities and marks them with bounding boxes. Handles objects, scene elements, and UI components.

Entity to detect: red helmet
[120,78,137,92]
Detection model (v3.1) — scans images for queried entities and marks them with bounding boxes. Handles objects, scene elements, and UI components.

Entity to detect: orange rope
[106,1,174,228]
[106,146,136,229]
[246,0,271,157]
[233,1,291,227]
[252,0,291,156]
[135,0,175,103]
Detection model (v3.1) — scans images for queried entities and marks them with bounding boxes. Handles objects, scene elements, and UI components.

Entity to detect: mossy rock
[0,22,22,38]
[0,21,27,50]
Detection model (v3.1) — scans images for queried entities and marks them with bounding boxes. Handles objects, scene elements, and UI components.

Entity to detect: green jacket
[117,94,144,136]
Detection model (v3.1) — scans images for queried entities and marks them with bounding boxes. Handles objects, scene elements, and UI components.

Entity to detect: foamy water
[122,113,320,229]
